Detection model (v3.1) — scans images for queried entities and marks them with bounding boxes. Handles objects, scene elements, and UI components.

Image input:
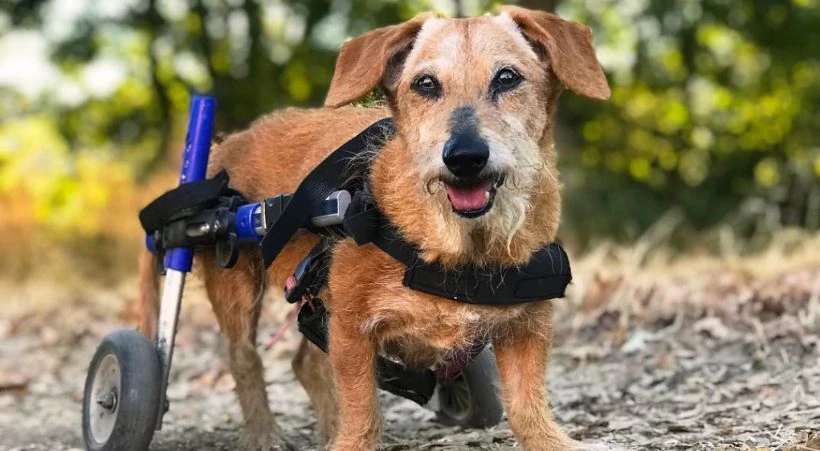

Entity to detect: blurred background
[0,0,818,282]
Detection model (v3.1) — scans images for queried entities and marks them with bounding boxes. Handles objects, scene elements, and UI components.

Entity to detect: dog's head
[326,7,609,263]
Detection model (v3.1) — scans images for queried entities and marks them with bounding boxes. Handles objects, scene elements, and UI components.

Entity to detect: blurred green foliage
[558,0,820,242]
[0,0,818,249]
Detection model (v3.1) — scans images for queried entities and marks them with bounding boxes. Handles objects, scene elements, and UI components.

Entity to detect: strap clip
[284,242,329,304]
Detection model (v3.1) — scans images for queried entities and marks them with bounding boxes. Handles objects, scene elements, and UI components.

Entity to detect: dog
[138,5,609,450]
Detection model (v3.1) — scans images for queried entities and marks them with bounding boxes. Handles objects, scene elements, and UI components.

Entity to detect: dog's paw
[239,427,295,451]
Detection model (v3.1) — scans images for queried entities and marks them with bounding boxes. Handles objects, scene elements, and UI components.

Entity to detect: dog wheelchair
[81,95,508,451]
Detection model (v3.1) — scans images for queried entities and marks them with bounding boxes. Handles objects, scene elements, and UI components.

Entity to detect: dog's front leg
[326,314,381,450]
[494,305,577,451]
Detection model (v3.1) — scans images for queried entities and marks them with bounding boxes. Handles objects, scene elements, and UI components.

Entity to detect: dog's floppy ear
[325,14,433,108]
[499,6,610,100]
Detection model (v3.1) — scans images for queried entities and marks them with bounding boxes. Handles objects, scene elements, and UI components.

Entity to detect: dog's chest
[328,240,529,367]
[368,286,525,368]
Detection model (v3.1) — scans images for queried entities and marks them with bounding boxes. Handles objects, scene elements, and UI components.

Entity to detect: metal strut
[153,95,215,430]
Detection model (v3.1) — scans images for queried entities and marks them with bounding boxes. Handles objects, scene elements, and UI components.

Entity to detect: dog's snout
[444,107,489,178]
[443,133,489,178]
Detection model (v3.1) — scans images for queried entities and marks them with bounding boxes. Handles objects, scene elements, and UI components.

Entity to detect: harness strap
[343,193,573,306]
[139,170,232,234]
[260,118,396,267]
[342,193,420,264]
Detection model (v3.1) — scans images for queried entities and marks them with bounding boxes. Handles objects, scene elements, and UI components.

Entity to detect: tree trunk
[140,0,173,179]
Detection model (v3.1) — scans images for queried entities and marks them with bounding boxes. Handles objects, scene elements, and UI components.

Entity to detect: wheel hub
[88,354,121,444]
[97,391,118,411]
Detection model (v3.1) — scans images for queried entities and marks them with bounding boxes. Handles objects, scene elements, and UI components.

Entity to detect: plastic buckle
[284,252,321,303]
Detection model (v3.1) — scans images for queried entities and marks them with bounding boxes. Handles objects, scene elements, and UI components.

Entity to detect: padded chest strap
[342,194,573,306]
[139,170,233,234]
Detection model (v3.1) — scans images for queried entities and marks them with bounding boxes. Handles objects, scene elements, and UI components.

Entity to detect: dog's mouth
[442,173,505,219]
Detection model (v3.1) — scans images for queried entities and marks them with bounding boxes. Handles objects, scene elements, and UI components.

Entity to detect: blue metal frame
[143,94,350,260]
[235,203,262,241]
[160,95,216,273]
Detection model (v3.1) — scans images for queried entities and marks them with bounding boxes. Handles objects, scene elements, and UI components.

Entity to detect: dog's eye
[412,75,442,98]
[491,68,523,98]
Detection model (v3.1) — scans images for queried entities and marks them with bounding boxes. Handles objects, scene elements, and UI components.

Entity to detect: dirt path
[1,273,819,450]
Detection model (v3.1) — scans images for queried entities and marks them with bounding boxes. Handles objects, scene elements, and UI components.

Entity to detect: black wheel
[82,329,162,451]
[435,347,504,428]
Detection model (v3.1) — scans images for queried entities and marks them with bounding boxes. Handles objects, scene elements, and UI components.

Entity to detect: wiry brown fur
[137,6,609,451]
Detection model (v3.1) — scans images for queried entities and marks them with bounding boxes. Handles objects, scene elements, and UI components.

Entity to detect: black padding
[376,359,436,406]
[139,170,231,234]
[260,118,395,267]
[402,243,572,305]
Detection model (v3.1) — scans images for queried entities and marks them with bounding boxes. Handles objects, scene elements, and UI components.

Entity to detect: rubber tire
[435,347,504,428]
[82,329,162,451]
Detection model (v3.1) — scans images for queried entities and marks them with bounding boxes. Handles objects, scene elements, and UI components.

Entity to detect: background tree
[557,0,820,243]
[0,0,817,274]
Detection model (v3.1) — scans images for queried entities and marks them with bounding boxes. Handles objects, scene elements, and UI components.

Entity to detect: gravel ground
[1,268,819,451]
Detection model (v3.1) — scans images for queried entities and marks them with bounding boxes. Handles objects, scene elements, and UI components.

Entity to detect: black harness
[259,118,573,306]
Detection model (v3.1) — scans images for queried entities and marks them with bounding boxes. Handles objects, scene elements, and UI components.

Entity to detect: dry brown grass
[556,222,820,348]
[0,166,176,279]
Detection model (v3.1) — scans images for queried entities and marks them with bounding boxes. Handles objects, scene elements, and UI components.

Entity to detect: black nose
[442,132,489,178]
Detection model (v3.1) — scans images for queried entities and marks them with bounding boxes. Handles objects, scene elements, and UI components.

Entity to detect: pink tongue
[446,183,491,211]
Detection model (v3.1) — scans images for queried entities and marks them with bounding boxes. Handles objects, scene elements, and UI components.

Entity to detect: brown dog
[138,6,609,451]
